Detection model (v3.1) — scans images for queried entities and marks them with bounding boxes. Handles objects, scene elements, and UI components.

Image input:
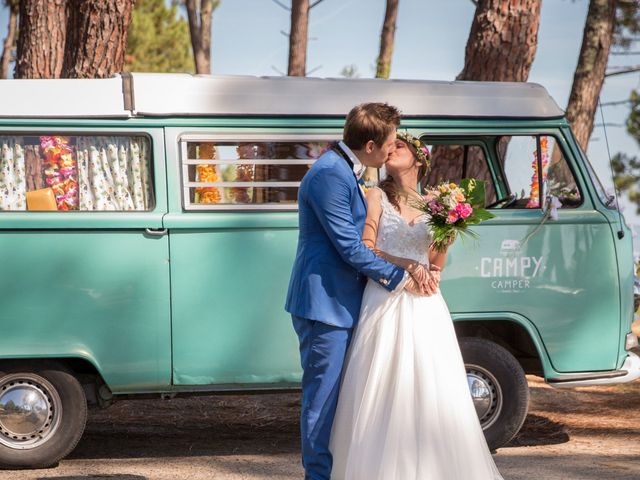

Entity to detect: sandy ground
[0,375,638,480]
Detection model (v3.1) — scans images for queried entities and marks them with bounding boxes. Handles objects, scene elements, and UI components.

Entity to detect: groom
[285,103,438,480]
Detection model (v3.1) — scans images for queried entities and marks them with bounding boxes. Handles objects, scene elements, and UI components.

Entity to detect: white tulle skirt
[329,280,504,480]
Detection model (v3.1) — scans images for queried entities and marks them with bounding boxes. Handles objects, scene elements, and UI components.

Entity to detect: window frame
[494,133,585,210]
[418,135,499,204]
[0,130,157,213]
[178,133,341,212]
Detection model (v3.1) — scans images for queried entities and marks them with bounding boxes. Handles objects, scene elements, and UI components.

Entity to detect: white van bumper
[548,332,640,388]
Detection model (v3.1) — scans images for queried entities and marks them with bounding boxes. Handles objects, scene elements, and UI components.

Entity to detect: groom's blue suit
[285,143,405,480]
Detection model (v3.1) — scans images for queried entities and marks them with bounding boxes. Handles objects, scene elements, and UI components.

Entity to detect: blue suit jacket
[285,147,405,328]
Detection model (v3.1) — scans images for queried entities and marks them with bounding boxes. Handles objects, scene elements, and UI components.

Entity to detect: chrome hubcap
[0,374,62,449]
[466,364,502,430]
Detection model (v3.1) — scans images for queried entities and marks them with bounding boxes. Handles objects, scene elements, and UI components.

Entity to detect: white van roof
[0,73,565,119]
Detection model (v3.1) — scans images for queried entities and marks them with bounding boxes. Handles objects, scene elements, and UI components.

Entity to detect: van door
[424,132,620,373]
[0,128,171,392]
[163,129,338,387]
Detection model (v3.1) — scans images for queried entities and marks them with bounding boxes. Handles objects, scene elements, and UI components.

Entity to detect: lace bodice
[375,188,432,265]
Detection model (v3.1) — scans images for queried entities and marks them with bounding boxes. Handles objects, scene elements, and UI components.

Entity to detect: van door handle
[145,228,168,236]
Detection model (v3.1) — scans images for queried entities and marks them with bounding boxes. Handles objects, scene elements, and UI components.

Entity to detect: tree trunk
[425,0,542,188]
[456,0,541,81]
[376,0,399,79]
[565,0,617,151]
[0,1,19,79]
[185,0,215,74]
[288,0,309,76]
[14,0,67,79]
[62,0,134,79]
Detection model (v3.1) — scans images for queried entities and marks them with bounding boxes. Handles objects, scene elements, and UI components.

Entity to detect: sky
[0,0,639,248]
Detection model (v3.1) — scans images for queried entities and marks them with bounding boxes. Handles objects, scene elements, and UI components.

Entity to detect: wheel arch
[452,312,550,377]
[0,356,107,406]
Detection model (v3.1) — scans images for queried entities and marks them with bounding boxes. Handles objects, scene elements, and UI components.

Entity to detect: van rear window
[180,139,334,210]
[0,134,153,212]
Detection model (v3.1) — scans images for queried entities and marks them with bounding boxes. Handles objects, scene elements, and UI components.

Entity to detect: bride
[329,132,504,480]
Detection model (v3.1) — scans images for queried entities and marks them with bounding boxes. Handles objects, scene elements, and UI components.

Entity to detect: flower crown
[396,131,431,169]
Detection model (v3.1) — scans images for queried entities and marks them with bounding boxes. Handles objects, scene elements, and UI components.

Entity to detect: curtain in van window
[75,137,150,211]
[0,136,151,211]
[0,140,26,210]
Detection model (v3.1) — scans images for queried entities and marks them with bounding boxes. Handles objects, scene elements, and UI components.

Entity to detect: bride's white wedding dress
[329,189,504,480]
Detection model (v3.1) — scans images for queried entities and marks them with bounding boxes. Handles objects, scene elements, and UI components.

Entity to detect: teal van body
[0,74,637,467]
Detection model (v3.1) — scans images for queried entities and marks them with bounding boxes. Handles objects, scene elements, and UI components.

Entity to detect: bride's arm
[428,241,453,270]
[429,248,448,270]
[363,188,422,275]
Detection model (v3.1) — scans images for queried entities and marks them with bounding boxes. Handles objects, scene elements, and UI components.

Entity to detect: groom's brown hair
[343,103,401,150]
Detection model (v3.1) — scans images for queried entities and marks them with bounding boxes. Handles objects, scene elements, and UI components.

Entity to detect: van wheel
[459,337,529,450]
[0,361,87,469]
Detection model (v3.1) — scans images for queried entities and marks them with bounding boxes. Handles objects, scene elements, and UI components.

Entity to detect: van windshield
[577,144,617,209]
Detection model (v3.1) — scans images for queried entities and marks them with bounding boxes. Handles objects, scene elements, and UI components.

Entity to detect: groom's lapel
[332,144,367,208]
[354,175,367,207]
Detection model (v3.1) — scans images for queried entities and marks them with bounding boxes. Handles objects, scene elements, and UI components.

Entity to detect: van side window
[422,142,497,206]
[497,135,581,209]
[182,140,332,210]
[0,135,153,211]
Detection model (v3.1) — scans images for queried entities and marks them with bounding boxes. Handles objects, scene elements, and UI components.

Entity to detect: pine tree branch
[605,65,640,76]
[600,99,633,106]
[272,0,290,10]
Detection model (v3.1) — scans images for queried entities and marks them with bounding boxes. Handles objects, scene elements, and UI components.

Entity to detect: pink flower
[428,200,443,213]
[455,203,473,219]
[447,210,459,224]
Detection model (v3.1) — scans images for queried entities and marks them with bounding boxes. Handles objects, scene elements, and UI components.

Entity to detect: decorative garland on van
[195,143,221,204]
[526,136,550,208]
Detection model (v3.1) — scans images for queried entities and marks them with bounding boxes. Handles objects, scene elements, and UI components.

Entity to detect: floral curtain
[0,136,151,211]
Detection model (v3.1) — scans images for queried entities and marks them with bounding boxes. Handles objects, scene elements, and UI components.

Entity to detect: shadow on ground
[507,413,570,447]
[37,476,147,480]
[67,394,301,460]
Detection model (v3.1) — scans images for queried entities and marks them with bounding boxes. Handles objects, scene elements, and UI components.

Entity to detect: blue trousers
[292,315,353,480]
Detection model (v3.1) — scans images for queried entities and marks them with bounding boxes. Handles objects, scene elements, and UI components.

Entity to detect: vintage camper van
[0,73,637,468]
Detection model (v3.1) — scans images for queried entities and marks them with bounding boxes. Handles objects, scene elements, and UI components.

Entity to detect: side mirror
[543,194,561,221]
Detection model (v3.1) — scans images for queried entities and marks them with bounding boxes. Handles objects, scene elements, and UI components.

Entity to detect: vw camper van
[0,73,637,468]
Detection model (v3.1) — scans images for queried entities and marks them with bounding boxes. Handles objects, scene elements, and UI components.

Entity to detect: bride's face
[385,139,419,179]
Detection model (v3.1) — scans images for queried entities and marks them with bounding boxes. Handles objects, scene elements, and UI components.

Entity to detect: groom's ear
[364,140,376,154]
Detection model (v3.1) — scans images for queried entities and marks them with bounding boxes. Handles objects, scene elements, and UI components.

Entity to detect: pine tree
[425,0,541,188]
[613,90,640,213]
[608,2,640,212]
[14,0,67,79]
[184,0,219,74]
[0,0,19,79]
[62,0,135,79]
[125,0,194,73]
[565,0,617,152]
[375,0,399,79]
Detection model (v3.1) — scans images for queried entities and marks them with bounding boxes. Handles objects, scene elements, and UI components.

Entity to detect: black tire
[459,337,529,450]
[0,361,88,469]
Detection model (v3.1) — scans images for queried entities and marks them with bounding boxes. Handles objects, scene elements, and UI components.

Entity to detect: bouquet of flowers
[412,178,495,252]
